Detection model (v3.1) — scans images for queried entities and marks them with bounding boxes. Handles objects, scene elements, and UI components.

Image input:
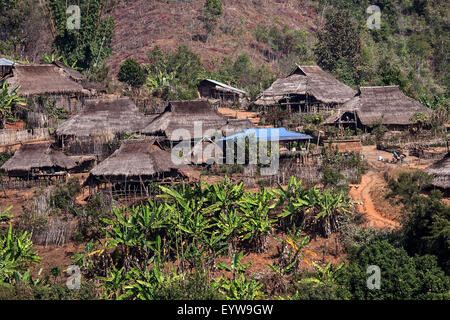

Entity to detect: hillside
[108,0,318,74]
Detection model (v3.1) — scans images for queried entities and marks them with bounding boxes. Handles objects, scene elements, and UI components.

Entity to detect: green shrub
[118,58,146,88]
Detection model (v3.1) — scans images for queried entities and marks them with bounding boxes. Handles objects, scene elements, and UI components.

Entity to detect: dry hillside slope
[108,0,318,74]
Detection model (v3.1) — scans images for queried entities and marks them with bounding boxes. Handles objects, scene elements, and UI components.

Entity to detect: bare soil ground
[218,107,261,124]
[348,145,442,230]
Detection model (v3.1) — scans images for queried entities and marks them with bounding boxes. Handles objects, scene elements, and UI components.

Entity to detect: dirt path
[350,171,400,230]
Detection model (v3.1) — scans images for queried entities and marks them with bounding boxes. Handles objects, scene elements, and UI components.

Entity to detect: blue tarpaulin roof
[217,128,313,142]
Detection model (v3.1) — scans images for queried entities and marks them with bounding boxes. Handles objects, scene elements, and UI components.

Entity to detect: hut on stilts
[0,142,78,188]
[87,139,191,200]
[253,64,356,114]
[323,86,432,132]
[55,97,156,158]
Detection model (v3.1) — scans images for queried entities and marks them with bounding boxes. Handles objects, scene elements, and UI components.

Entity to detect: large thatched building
[1,143,76,180]
[425,153,450,193]
[253,65,356,113]
[5,64,94,114]
[323,86,432,131]
[56,97,155,156]
[88,139,190,198]
[142,100,254,143]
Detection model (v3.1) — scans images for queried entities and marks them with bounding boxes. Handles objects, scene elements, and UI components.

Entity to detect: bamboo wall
[0,128,50,147]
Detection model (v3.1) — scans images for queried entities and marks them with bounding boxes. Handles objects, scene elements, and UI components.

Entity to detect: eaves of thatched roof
[425,153,450,189]
[90,139,188,178]
[142,100,235,141]
[1,143,76,172]
[325,86,432,126]
[6,64,88,96]
[56,97,152,138]
[254,65,356,106]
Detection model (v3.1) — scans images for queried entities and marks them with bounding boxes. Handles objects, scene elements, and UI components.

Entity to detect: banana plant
[204,177,245,217]
[99,266,134,300]
[42,53,62,63]
[121,261,183,300]
[309,189,351,238]
[0,209,41,284]
[298,261,345,287]
[215,252,263,300]
[239,188,277,253]
[0,83,26,128]
[275,177,309,231]
[213,209,244,256]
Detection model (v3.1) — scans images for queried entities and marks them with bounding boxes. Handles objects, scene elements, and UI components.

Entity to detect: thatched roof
[254,65,356,106]
[324,86,431,126]
[1,143,76,172]
[52,61,84,82]
[142,100,234,141]
[6,64,87,96]
[425,153,450,189]
[90,139,189,178]
[52,61,107,93]
[56,97,151,138]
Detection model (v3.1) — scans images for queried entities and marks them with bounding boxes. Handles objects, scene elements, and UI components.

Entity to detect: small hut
[142,100,239,142]
[324,86,432,131]
[56,97,154,156]
[0,58,15,78]
[253,65,356,113]
[425,153,450,194]
[88,139,190,198]
[1,143,76,181]
[197,79,247,107]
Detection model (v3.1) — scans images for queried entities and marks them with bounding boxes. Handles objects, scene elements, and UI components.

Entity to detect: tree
[199,0,223,41]
[117,58,146,88]
[314,10,361,84]
[335,240,450,300]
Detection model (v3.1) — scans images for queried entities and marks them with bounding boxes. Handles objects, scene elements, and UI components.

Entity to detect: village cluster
[0,58,447,200]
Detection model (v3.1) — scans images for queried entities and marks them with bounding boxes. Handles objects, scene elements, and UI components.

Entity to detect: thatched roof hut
[56,97,151,138]
[254,65,356,107]
[6,64,88,97]
[425,153,450,189]
[324,86,432,127]
[90,139,189,181]
[142,100,242,141]
[1,143,76,174]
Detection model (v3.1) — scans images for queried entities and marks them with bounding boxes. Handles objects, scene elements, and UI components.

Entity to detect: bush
[118,58,146,88]
[335,240,450,300]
